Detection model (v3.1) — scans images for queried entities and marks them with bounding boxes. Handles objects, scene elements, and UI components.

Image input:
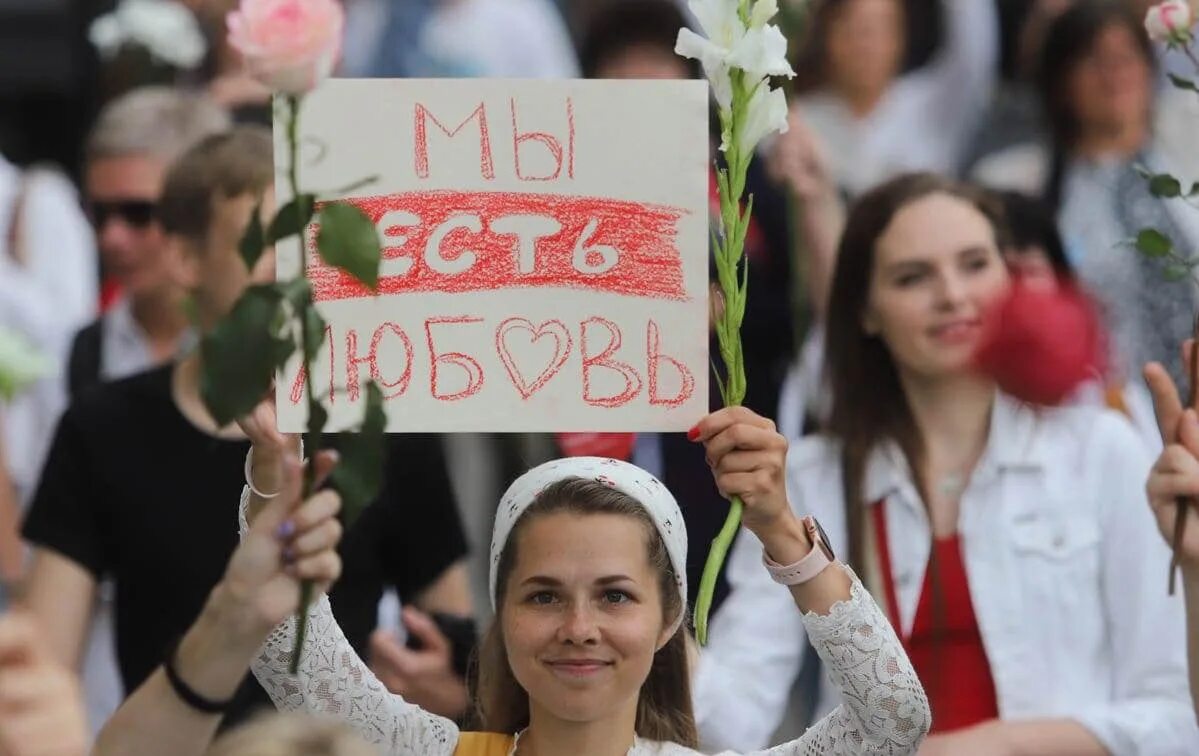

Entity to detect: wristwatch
[762,515,836,586]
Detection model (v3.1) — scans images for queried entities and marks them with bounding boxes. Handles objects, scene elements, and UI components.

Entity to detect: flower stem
[286,93,320,674]
[694,72,753,642]
[694,498,743,644]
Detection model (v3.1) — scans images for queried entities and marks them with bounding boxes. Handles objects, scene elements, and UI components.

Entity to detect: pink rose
[1145,0,1194,44]
[226,0,343,95]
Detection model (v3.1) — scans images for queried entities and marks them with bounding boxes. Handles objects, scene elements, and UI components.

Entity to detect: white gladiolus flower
[89,0,207,70]
[676,0,795,117]
[739,82,790,155]
[676,26,736,108]
[749,0,780,29]
[727,24,794,81]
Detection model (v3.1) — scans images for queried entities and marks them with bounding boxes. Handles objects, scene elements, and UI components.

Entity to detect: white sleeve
[745,572,930,756]
[509,0,579,78]
[1072,416,1199,755]
[239,487,461,756]
[906,0,999,161]
[694,529,805,752]
[698,571,929,756]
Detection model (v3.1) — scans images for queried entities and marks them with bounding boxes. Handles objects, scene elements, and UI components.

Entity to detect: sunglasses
[88,199,158,230]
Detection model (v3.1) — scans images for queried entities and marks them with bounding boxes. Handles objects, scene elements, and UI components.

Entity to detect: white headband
[488,457,689,636]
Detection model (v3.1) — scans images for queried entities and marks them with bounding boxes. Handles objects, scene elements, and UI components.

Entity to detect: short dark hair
[158,126,274,244]
[994,190,1074,280]
[578,0,699,79]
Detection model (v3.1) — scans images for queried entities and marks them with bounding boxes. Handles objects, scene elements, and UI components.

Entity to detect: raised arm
[910,0,1000,163]
[94,454,344,756]
[239,401,460,755]
[693,408,930,756]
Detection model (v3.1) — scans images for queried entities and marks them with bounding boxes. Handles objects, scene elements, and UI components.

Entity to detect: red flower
[973,278,1108,406]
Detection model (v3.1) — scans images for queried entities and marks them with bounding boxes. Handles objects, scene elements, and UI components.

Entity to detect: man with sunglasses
[25,87,229,738]
[67,87,230,399]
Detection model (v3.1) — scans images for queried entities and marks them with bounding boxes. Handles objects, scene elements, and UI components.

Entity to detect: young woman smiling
[695,173,1198,755]
[234,403,931,756]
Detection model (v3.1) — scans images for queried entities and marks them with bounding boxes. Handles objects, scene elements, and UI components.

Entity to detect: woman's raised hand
[223,453,343,631]
[237,394,304,520]
[1145,339,1199,566]
[690,406,793,537]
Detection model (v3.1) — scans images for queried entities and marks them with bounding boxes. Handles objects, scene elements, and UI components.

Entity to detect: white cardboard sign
[276,79,710,432]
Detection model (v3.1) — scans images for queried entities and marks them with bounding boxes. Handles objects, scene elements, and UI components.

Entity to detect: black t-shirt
[23,364,468,725]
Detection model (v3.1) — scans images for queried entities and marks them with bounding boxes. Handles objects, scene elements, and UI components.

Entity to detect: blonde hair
[205,712,377,756]
[85,86,231,165]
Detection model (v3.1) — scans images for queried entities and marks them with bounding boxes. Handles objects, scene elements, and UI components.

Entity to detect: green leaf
[200,286,294,426]
[1164,265,1190,282]
[316,203,381,289]
[283,277,312,312]
[1136,228,1174,258]
[1189,182,1199,197]
[1149,174,1183,198]
[268,194,315,243]
[1169,73,1199,93]
[330,383,387,524]
[239,201,266,270]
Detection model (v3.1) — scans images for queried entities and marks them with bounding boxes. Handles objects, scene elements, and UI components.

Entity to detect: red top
[872,502,1000,733]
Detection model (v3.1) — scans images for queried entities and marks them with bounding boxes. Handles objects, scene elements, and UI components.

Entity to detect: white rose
[1145,0,1194,44]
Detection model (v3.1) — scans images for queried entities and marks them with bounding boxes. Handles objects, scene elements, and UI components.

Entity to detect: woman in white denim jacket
[693,173,1198,755]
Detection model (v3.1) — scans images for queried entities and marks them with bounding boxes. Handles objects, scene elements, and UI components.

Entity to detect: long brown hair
[824,172,1005,570]
[471,478,697,747]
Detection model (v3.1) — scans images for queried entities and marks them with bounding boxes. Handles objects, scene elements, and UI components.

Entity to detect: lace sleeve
[239,486,461,756]
[757,570,930,756]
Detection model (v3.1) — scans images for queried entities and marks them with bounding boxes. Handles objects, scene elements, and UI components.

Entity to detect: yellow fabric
[453,732,517,756]
[1105,383,1131,417]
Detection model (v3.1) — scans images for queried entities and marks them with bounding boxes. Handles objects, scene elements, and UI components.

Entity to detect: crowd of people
[1,1,1199,755]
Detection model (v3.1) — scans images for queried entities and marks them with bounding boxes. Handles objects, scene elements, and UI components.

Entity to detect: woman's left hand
[690,406,791,536]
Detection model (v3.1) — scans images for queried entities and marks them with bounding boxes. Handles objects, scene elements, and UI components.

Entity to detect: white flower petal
[708,63,734,110]
[727,24,795,79]
[688,0,745,46]
[675,27,723,61]
[676,28,734,108]
[749,0,780,28]
[739,83,790,155]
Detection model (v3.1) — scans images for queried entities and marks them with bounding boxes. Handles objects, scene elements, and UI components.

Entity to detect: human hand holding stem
[1144,328,1199,594]
[694,65,760,645]
[675,0,795,644]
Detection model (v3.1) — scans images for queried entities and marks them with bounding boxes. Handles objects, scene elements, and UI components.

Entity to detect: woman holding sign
[95,402,935,752]
[95,396,930,755]
[235,402,928,755]
[694,173,1198,754]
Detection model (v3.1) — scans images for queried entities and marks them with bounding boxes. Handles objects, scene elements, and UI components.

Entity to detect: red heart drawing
[496,317,573,399]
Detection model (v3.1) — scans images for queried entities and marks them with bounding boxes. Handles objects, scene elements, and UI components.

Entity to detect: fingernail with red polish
[687,425,701,442]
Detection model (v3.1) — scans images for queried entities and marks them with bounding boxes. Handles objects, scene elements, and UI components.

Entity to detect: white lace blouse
[240,488,930,755]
